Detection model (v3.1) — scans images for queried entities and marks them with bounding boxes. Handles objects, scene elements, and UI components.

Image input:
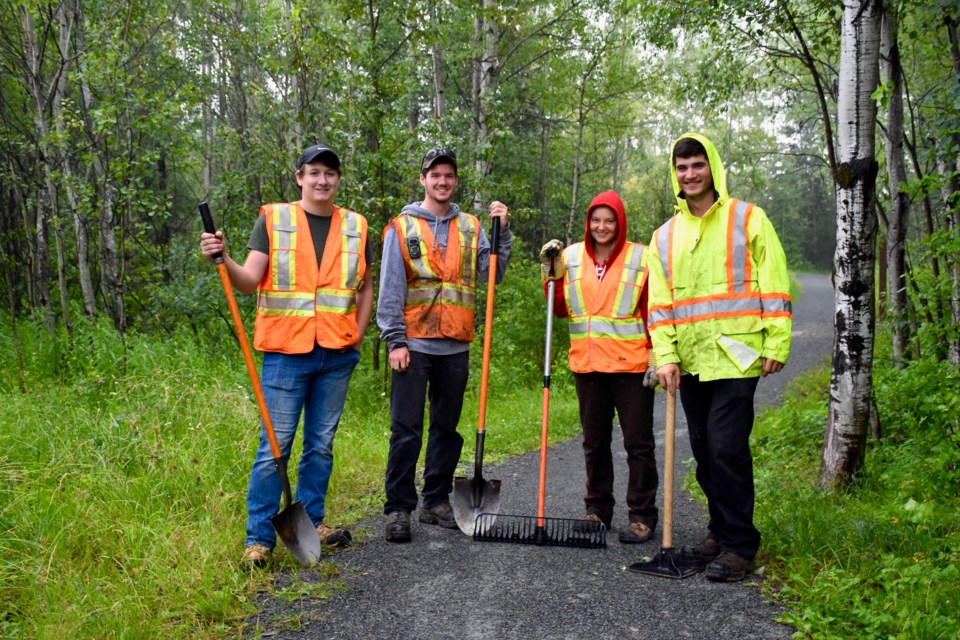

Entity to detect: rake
[472,249,605,549]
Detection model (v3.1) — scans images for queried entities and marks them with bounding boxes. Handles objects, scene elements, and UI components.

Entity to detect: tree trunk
[820,0,882,489]
[943,14,960,367]
[881,1,909,367]
[472,0,497,212]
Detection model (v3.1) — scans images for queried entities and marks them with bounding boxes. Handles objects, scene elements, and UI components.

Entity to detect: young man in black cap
[200,144,373,567]
[377,148,511,542]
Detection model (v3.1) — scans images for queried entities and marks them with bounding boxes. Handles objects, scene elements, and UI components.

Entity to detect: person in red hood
[539,190,659,543]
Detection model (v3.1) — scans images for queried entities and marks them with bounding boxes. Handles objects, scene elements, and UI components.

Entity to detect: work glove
[643,351,659,389]
[539,239,565,282]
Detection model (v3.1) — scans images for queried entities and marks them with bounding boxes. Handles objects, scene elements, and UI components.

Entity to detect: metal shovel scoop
[199,202,322,566]
[452,217,503,534]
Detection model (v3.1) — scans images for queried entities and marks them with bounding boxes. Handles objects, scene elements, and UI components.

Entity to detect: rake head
[473,513,606,549]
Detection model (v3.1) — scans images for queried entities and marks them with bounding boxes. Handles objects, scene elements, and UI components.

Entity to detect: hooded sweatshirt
[377,201,513,355]
[646,132,792,380]
[551,191,645,320]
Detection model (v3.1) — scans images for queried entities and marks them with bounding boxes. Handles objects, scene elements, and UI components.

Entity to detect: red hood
[583,190,627,264]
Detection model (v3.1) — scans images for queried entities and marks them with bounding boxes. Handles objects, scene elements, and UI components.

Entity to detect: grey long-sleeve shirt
[376,201,512,356]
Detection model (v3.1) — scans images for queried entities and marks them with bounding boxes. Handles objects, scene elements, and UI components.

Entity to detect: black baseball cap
[420,147,457,173]
[297,144,341,170]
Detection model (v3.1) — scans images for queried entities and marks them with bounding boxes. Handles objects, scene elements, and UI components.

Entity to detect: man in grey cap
[200,144,373,567]
[377,147,512,542]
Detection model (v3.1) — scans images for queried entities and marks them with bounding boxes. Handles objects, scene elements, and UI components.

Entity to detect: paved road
[250,273,833,640]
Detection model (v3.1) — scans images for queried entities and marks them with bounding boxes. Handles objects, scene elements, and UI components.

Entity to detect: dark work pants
[384,350,469,514]
[679,375,761,558]
[574,372,658,529]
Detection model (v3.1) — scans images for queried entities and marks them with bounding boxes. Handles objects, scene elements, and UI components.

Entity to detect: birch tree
[820,0,883,488]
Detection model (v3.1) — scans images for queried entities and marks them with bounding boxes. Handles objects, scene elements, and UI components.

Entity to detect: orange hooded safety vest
[562,241,649,373]
[253,202,368,353]
[390,212,480,342]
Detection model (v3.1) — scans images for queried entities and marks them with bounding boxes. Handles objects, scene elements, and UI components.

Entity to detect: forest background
[1,0,958,637]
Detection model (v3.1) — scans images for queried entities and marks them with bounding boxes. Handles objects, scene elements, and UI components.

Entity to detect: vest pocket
[716,332,761,373]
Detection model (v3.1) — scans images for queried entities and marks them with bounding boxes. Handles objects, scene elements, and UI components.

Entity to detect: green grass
[750,357,960,639]
[0,313,579,638]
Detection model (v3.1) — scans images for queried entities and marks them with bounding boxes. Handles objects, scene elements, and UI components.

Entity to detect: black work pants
[384,350,469,514]
[574,372,658,529]
[679,375,761,558]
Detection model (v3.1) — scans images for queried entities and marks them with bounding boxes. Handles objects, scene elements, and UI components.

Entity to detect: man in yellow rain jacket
[647,133,792,582]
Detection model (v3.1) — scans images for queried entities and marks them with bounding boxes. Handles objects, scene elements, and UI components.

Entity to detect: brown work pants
[574,372,658,529]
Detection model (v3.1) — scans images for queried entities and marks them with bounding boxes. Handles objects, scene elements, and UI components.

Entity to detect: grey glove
[643,351,659,389]
[539,239,565,282]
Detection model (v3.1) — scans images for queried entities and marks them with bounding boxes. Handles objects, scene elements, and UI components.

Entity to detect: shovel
[198,202,322,566]
[452,217,503,535]
[473,249,605,548]
[628,392,703,579]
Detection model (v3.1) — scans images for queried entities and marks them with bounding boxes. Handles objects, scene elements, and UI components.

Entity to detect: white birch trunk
[820,0,883,489]
[881,1,909,367]
[473,0,497,212]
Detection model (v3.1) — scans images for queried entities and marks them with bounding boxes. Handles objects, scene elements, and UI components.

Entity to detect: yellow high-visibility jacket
[647,133,792,381]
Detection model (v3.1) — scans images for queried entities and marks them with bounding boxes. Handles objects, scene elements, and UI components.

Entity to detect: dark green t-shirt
[248,206,373,267]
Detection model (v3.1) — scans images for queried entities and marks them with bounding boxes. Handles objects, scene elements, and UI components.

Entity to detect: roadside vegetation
[750,341,960,639]
[0,252,586,638]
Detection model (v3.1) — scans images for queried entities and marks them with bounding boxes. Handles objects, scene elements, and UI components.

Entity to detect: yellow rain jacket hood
[646,133,792,380]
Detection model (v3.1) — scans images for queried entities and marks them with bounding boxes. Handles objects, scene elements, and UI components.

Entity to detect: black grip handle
[544,244,559,258]
[198,202,224,264]
[490,216,501,255]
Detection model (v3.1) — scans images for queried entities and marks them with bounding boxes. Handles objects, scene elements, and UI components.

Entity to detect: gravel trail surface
[249,273,833,639]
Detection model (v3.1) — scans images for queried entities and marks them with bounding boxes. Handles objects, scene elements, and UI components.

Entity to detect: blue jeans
[245,345,360,549]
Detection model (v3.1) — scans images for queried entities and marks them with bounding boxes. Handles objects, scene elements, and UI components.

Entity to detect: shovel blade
[269,501,322,566]
[627,547,704,580]
[452,476,502,535]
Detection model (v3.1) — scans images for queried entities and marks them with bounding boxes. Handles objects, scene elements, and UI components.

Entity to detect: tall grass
[752,353,960,639]
[0,303,580,638]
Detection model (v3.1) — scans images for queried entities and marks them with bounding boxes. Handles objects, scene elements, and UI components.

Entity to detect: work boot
[418,502,458,529]
[385,510,412,543]
[705,552,756,582]
[573,513,607,533]
[242,544,272,569]
[317,523,352,548]
[681,534,721,562]
[618,521,653,544]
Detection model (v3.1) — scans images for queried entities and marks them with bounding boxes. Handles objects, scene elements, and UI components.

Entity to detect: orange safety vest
[562,242,649,374]
[253,202,368,353]
[390,212,480,342]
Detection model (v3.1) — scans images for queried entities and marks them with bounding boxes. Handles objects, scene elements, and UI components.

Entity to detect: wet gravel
[247,273,833,639]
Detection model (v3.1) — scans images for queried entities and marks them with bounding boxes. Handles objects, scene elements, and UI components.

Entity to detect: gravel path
[248,273,833,640]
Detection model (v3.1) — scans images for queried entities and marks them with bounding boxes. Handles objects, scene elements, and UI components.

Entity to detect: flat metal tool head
[270,501,322,566]
[628,548,704,579]
[452,476,502,536]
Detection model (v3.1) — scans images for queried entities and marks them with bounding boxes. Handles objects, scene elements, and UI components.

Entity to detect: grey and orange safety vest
[562,241,650,374]
[647,198,792,380]
[253,202,368,353]
[390,212,481,342]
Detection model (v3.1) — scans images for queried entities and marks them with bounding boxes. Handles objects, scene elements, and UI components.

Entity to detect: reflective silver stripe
[613,244,645,318]
[656,221,671,285]
[564,247,586,317]
[458,213,477,286]
[406,285,476,308]
[398,216,434,279]
[649,308,674,327]
[731,200,749,293]
[762,297,792,314]
[272,204,297,290]
[673,296,762,321]
[257,290,314,316]
[568,318,646,339]
[340,209,361,286]
[316,289,356,313]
